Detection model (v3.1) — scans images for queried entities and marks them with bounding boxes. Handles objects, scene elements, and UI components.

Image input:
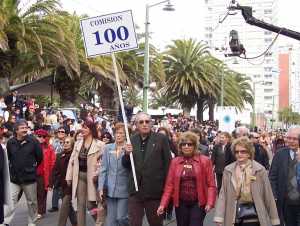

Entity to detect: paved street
[9,192,215,226]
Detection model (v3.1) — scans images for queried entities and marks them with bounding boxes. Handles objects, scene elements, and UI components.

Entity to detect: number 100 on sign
[80,10,138,57]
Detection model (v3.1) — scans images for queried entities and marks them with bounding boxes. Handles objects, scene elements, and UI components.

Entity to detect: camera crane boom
[229,3,300,41]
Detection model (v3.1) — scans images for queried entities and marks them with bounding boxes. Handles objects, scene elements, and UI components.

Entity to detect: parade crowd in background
[0,91,299,226]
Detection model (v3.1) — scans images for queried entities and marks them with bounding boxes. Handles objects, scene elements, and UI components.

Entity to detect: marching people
[49,127,66,213]
[66,119,105,226]
[98,122,129,226]
[122,112,172,226]
[250,132,270,170]
[214,136,279,226]
[50,137,77,226]
[211,131,232,193]
[34,129,56,219]
[269,127,300,226]
[157,131,216,226]
[5,119,43,226]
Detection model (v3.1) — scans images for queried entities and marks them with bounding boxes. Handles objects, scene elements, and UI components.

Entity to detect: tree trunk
[183,107,191,117]
[197,98,205,122]
[208,98,215,121]
[0,77,10,96]
[55,67,80,107]
[98,81,117,115]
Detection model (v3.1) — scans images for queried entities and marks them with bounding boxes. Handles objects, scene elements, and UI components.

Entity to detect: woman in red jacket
[157,131,216,226]
[35,129,56,219]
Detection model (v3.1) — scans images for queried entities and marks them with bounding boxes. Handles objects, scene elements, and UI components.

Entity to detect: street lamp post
[143,0,174,113]
[252,81,264,128]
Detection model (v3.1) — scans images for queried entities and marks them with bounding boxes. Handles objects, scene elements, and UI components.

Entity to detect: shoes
[36,214,43,219]
[48,207,58,212]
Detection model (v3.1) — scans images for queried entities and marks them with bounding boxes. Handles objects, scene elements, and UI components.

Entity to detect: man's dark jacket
[122,132,172,199]
[254,143,270,170]
[224,143,235,166]
[269,147,292,225]
[211,144,225,174]
[7,135,43,184]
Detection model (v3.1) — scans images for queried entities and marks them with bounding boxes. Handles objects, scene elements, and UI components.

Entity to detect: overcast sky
[61,0,299,49]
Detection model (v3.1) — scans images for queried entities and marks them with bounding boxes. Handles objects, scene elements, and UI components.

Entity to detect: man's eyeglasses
[58,130,65,134]
[180,142,194,147]
[138,120,150,125]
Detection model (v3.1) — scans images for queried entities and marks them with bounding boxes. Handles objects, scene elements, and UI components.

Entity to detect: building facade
[278,45,300,113]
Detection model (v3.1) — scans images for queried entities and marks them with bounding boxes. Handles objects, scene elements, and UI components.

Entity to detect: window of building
[264,31,272,35]
[264,67,272,72]
[264,96,273,100]
[265,38,273,42]
[264,9,272,14]
[264,89,273,93]
[264,82,273,86]
[264,74,272,78]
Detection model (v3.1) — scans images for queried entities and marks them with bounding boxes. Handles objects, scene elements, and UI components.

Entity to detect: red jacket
[37,144,56,190]
[160,154,216,208]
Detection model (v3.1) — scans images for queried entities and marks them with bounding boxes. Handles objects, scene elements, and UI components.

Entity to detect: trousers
[106,197,129,226]
[128,195,163,226]
[4,182,38,226]
[175,201,206,226]
[57,194,77,226]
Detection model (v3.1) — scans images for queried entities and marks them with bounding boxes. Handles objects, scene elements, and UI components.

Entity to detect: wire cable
[238,28,283,60]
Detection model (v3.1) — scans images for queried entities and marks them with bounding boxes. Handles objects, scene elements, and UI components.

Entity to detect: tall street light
[143,0,175,113]
[252,81,264,128]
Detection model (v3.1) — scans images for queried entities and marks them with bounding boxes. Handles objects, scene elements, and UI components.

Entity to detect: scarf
[235,160,253,203]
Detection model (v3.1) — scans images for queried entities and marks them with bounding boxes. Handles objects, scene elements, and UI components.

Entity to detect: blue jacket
[98,143,129,198]
[297,162,300,191]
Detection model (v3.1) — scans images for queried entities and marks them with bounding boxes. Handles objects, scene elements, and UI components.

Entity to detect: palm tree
[163,39,217,116]
[0,0,79,96]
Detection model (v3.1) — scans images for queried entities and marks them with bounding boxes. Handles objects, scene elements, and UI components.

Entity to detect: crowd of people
[0,91,299,226]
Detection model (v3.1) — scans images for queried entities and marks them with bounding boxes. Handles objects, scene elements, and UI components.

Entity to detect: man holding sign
[122,112,171,226]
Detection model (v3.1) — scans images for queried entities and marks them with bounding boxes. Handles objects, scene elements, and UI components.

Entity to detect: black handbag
[236,202,258,221]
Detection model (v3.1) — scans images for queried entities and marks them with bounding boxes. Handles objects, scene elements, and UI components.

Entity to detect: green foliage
[278,107,300,126]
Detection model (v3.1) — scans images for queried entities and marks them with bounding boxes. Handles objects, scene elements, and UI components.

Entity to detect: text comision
[80,10,138,57]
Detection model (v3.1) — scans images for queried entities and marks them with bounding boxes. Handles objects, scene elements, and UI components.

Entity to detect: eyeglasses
[253,137,260,139]
[58,130,65,134]
[234,149,248,155]
[180,142,194,147]
[37,135,46,138]
[138,120,150,125]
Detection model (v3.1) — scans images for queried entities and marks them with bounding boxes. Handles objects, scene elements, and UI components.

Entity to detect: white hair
[134,112,151,125]
[236,126,250,137]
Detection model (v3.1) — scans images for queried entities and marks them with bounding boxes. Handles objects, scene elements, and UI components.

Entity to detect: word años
[90,15,123,27]
[110,42,130,51]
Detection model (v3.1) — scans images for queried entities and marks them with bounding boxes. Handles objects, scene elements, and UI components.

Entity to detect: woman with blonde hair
[214,136,279,226]
[157,131,216,226]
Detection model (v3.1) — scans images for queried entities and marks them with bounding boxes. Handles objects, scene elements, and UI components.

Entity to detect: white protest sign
[80,10,138,57]
[216,106,237,133]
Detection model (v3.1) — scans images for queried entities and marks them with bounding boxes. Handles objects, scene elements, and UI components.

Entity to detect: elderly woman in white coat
[66,120,105,226]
